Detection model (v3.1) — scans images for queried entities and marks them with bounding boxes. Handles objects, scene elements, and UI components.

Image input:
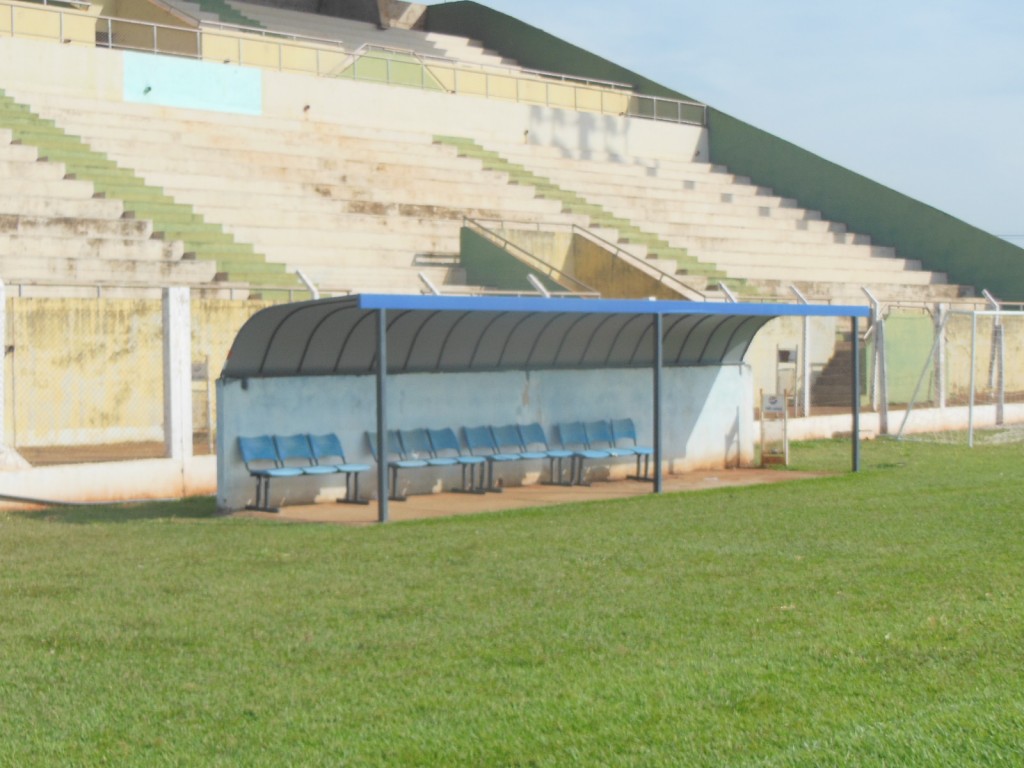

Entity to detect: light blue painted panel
[123,51,262,115]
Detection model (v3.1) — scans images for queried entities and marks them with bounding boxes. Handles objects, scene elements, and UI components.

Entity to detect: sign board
[760,390,789,466]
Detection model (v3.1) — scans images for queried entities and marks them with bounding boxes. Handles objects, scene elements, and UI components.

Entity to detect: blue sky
[430,1,1023,246]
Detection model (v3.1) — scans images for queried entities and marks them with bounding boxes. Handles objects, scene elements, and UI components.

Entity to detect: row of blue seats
[370,419,652,500]
[238,433,369,511]
[239,420,653,510]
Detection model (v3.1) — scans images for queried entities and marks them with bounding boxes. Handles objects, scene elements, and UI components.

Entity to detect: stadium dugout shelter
[217,294,871,520]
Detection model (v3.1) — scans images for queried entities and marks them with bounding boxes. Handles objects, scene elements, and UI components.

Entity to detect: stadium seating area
[0,117,219,295]
[0,0,978,304]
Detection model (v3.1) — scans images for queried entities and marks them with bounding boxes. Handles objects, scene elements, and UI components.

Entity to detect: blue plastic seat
[463,425,521,492]
[517,422,575,485]
[491,424,546,460]
[367,430,429,501]
[308,433,371,504]
[611,418,654,480]
[238,435,304,511]
[556,421,611,486]
[400,428,459,468]
[274,433,339,476]
[427,427,486,493]
[584,420,637,459]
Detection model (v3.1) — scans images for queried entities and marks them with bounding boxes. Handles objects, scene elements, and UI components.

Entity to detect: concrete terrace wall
[425,1,1024,300]
[216,364,756,512]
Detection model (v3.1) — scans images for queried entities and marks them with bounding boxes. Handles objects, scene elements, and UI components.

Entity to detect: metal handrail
[18,0,90,8]
[463,217,600,297]
[0,0,706,126]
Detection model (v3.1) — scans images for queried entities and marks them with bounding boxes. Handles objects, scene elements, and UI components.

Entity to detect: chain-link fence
[891,308,1024,443]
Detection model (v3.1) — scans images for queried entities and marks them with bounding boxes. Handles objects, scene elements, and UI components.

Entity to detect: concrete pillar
[163,286,193,461]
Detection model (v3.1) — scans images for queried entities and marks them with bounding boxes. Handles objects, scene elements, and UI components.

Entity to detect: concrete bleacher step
[486,138,968,299]
[0,193,127,220]
[0,252,217,283]
[0,232,181,261]
[0,88,300,292]
[434,135,737,288]
[0,212,154,240]
[720,261,943,286]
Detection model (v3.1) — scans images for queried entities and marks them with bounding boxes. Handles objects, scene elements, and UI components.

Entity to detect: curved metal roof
[222,294,870,379]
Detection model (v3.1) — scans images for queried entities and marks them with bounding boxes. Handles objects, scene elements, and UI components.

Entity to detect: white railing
[1,0,707,126]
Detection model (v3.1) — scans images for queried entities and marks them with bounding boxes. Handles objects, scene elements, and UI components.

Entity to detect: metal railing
[463,217,601,297]
[1,0,707,126]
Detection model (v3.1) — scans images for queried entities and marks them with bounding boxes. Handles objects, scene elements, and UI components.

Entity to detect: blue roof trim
[354,293,871,318]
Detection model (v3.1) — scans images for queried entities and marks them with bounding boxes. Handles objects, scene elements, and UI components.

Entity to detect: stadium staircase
[224,0,511,68]
[444,138,970,303]
[0,90,235,294]
[155,0,511,71]
[0,88,303,297]
[165,0,265,27]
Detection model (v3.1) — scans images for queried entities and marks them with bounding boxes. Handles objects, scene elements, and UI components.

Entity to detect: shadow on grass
[14,495,218,525]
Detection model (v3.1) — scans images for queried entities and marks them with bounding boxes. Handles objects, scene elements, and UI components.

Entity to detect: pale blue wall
[123,51,262,115]
[217,365,755,512]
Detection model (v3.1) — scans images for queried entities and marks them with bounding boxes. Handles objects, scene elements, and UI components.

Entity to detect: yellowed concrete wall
[0,0,96,46]
[942,313,1024,398]
[4,297,271,448]
[108,0,189,28]
[570,237,684,300]
[497,229,689,300]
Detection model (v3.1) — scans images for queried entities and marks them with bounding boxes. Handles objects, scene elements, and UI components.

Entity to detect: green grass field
[2,438,1023,766]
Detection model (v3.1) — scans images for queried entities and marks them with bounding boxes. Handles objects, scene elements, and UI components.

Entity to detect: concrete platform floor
[234,467,827,525]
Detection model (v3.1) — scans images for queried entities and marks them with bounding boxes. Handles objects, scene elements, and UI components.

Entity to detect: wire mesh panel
[7,297,165,465]
[894,309,1024,444]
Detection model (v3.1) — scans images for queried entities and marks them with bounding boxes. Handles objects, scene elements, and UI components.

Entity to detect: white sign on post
[760,390,789,466]
[763,393,786,415]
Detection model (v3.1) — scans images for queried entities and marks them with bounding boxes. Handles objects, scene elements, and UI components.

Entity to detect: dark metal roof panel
[221,294,868,379]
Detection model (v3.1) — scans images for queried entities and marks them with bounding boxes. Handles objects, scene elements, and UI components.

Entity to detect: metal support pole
[789,285,811,416]
[375,308,389,522]
[935,304,946,409]
[968,311,978,448]
[653,312,663,493]
[862,288,887,434]
[0,278,5,445]
[851,315,860,473]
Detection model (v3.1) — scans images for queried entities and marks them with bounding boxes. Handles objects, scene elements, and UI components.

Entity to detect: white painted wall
[216,363,754,512]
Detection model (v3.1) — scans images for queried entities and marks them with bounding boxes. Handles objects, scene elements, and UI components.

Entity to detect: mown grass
[2,438,1023,766]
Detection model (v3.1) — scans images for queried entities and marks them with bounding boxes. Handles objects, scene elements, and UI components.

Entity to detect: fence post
[163,286,192,462]
[0,278,5,446]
